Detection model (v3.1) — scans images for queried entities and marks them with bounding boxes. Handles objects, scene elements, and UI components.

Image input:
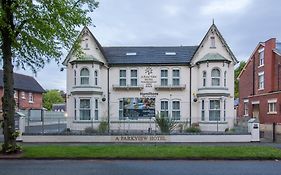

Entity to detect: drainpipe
[253,56,255,95]
[189,65,192,127]
[107,66,110,134]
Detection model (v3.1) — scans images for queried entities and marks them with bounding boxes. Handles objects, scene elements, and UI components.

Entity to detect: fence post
[273,122,276,142]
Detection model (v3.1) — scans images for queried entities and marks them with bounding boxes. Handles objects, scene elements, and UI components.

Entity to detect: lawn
[20,145,281,159]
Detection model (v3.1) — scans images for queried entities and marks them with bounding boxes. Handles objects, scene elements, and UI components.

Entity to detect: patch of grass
[21,145,281,159]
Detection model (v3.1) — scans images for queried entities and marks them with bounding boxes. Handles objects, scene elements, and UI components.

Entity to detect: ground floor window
[160,100,169,117]
[172,101,180,120]
[244,102,248,116]
[119,99,124,120]
[209,100,220,121]
[80,99,91,120]
[95,99,98,120]
[268,101,277,114]
[201,100,205,121]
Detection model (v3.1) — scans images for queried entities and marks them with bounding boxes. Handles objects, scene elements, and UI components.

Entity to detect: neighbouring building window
[172,69,180,86]
[210,36,215,48]
[258,72,264,90]
[244,102,248,116]
[161,69,168,86]
[209,100,220,121]
[119,99,124,120]
[259,50,264,66]
[130,69,138,86]
[14,91,18,99]
[74,98,77,120]
[268,100,277,114]
[80,68,90,85]
[28,92,34,103]
[95,99,98,120]
[74,70,77,85]
[21,92,25,99]
[160,100,169,117]
[201,100,205,121]
[203,71,206,87]
[172,101,180,120]
[119,70,126,86]
[80,99,91,120]
[224,71,227,87]
[94,70,98,86]
[211,68,220,86]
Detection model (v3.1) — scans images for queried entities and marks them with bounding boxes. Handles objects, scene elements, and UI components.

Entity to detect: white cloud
[162,4,182,17]
[200,0,252,15]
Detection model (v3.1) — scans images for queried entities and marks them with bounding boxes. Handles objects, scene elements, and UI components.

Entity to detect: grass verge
[19,145,281,159]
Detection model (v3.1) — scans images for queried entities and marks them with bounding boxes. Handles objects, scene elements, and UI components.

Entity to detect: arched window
[211,68,220,86]
[224,71,227,87]
[203,71,206,87]
[94,70,98,86]
[80,68,89,85]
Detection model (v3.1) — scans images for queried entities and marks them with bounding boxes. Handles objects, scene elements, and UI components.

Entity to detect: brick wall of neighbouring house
[0,88,43,110]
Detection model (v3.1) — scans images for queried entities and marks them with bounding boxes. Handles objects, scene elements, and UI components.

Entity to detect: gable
[191,24,238,65]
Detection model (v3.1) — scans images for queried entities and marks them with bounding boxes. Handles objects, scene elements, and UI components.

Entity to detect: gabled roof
[103,46,198,65]
[192,23,238,65]
[0,70,45,93]
[62,26,106,66]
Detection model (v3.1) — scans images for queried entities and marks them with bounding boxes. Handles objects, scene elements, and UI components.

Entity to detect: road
[0,160,280,175]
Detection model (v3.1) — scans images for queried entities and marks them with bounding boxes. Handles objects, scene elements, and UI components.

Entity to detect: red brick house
[237,38,281,124]
[0,70,45,111]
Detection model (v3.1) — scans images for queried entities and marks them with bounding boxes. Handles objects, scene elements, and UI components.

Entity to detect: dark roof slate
[102,46,198,65]
[0,70,45,93]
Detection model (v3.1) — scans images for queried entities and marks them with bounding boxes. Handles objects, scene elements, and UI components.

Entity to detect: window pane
[131,79,137,86]
[173,79,179,86]
[81,77,89,85]
[211,69,220,77]
[212,78,220,86]
[161,79,168,86]
[80,99,90,108]
[201,111,205,121]
[80,110,91,120]
[120,70,126,77]
[131,70,137,77]
[172,101,180,110]
[95,110,98,120]
[120,79,126,86]
[173,70,179,77]
[172,111,180,120]
[80,68,89,76]
[209,111,220,121]
[161,70,168,77]
[210,100,220,109]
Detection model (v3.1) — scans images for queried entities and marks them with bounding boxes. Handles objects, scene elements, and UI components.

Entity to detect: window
[210,36,215,48]
[224,71,227,87]
[209,100,220,121]
[203,71,206,87]
[95,99,98,120]
[223,100,226,121]
[74,70,77,85]
[28,93,34,103]
[94,70,98,86]
[130,69,138,86]
[258,72,264,90]
[161,70,168,86]
[172,101,180,120]
[172,69,180,86]
[79,99,91,120]
[160,100,169,117]
[119,70,126,86]
[14,91,18,99]
[119,100,124,120]
[201,100,205,121]
[74,98,77,120]
[259,50,264,66]
[268,99,277,114]
[244,102,248,116]
[80,68,89,85]
[21,92,25,99]
[84,38,89,50]
[211,68,220,86]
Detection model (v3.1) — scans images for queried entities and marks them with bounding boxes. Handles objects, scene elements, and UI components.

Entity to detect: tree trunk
[1,0,17,153]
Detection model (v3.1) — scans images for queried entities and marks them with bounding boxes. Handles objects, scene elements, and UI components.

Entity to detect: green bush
[185,127,201,133]
[84,127,97,134]
[154,113,176,134]
[98,121,108,133]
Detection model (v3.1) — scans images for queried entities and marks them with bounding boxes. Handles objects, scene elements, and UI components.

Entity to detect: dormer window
[84,38,89,50]
[210,36,215,48]
[165,52,176,55]
[126,52,136,56]
[259,49,264,66]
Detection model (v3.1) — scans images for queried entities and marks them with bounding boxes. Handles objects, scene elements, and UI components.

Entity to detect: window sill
[267,112,277,115]
[29,101,34,104]
[258,64,264,68]
[258,88,264,91]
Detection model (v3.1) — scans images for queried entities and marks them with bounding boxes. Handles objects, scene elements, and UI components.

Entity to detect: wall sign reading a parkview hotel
[141,67,157,87]
[114,135,167,142]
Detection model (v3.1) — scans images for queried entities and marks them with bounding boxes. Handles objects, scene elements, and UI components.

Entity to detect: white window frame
[160,100,169,117]
[259,48,264,67]
[268,99,277,114]
[79,98,91,120]
[172,69,180,86]
[74,70,77,86]
[94,98,99,120]
[209,99,220,121]
[201,99,205,121]
[224,71,227,87]
[203,71,206,87]
[119,99,124,120]
[119,69,127,86]
[74,98,77,120]
[172,100,180,120]
[130,69,138,86]
[21,91,26,99]
[244,102,249,116]
[28,92,34,103]
[80,68,90,85]
[211,68,221,86]
[94,70,98,86]
[258,72,264,90]
[161,69,168,86]
[210,36,216,48]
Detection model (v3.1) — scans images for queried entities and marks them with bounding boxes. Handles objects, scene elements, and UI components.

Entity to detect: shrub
[154,113,176,134]
[84,127,97,134]
[185,127,201,133]
[98,121,108,134]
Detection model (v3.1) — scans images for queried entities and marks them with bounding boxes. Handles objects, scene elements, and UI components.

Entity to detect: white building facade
[63,23,238,132]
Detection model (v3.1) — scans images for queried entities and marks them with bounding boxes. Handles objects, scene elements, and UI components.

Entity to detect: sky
[14,0,281,91]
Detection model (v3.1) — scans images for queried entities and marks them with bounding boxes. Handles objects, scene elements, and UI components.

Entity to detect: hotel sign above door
[141,67,157,88]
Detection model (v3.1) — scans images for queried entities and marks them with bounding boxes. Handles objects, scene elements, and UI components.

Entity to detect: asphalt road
[0,160,281,175]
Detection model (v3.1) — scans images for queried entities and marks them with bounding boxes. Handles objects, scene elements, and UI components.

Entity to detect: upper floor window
[161,69,168,86]
[210,36,215,48]
[74,70,77,85]
[94,70,98,86]
[130,69,138,86]
[224,71,227,87]
[172,69,180,86]
[21,92,25,99]
[203,71,206,87]
[259,50,264,66]
[14,91,18,99]
[119,70,127,86]
[211,68,220,86]
[28,92,34,103]
[80,68,89,85]
[258,72,264,90]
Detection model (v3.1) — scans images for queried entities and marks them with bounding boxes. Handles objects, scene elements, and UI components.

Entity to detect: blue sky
[14,0,281,91]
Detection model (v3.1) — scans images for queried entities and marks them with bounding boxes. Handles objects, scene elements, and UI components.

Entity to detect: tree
[234,61,246,98]
[0,0,98,153]
[43,90,64,111]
